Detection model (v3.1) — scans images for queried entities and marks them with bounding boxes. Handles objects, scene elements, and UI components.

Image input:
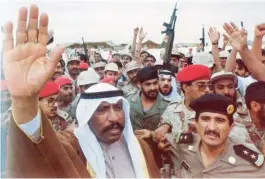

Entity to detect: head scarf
[74,83,149,178]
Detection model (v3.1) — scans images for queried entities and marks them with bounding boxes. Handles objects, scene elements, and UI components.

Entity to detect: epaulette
[234,144,264,167]
[56,110,72,122]
[174,132,193,144]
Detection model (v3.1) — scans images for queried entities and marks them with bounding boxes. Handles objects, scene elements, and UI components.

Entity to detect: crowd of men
[1,4,265,178]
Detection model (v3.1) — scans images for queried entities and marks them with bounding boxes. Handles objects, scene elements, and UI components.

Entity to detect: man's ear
[250,101,261,112]
[182,83,189,94]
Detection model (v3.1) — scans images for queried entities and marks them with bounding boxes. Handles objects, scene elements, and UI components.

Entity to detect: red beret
[176,64,211,82]
[54,76,72,88]
[101,77,115,83]
[80,62,89,70]
[1,80,8,91]
[39,82,59,98]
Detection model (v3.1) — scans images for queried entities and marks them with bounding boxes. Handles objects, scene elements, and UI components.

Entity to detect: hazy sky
[1,0,265,46]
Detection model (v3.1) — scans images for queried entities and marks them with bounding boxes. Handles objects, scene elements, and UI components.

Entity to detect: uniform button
[228,156,236,164]
[112,156,115,160]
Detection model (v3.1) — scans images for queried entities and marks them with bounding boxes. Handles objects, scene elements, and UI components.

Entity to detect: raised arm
[131,27,139,59]
[135,27,146,65]
[221,36,229,51]
[224,47,237,72]
[3,5,64,125]
[251,23,265,62]
[223,22,265,81]
[208,27,223,72]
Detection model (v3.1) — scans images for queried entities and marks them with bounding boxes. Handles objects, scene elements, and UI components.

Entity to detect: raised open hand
[134,27,139,35]
[208,27,220,43]
[223,22,247,51]
[3,5,64,98]
[254,23,265,38]
[139,27,147,41]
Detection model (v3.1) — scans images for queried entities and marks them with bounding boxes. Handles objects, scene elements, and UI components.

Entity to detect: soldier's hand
[134,129,153,139]
[223,22,248,52]
[139,27,147,41]
[3,4,64,98]
[254,23,265,38]
[134,27,139,35]
[158,137,170,152]
[153,124,170,143]
[208,27,220,43]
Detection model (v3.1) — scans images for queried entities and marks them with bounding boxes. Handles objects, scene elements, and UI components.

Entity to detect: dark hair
[262,49,265,56]
[140,51,149,56]
[194,112,233,126]
[79,54,88,63]
[180,81,192,94]
[236,59,249,72]
[114,61,123,69]
[145,55,156,62]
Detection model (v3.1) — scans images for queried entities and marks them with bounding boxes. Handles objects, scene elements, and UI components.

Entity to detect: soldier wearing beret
[127,66,170,133]
[245,81,265,155]
[154,65,212,143]
[39,82,75,131]
[163,94,265,178]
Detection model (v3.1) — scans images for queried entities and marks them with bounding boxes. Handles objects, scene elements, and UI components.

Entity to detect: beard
[130,76,138,84]
[142,89,158,100]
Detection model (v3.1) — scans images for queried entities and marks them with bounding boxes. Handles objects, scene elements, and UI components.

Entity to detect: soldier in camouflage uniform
[121,61,141,97]
[162,94,265,178]
[39,82,75,131]
[245,82,265,155]
[154,65,211,142]
[54,76,75,115]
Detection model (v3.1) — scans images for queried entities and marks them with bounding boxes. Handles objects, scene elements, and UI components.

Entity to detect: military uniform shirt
[166,133,265,178]
[127,92,170,131]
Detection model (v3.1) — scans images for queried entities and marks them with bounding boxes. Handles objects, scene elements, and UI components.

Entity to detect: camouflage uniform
[121,81,140,97]
[50,110,76,131]
[160,99,196,135]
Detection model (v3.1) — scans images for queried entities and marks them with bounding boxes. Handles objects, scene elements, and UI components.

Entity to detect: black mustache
[102,122,124,133]
[204,130,220,138]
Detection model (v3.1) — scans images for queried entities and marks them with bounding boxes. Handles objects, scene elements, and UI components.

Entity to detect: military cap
[79,62,89,70]
[245,81,265,104]
[137,66,158,83]
[176,64,211,82]
[66,56,80,65]
[54,76,72,88]
[39,82,59,98]
[126,61,141,73]
[77,68,100,86]
[190,93,236,119]
[219,50,230,58]
[104,63,119,72]
[210,71,236,84]
[121,53,132,60]
[92,61,106,69]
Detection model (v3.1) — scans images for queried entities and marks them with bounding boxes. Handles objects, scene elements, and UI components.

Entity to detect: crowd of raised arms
[1,4,265,179]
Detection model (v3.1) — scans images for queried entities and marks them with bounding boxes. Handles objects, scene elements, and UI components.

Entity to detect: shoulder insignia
[234,144,264,167]
[56,110,72,122]
[175,132,193,144]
